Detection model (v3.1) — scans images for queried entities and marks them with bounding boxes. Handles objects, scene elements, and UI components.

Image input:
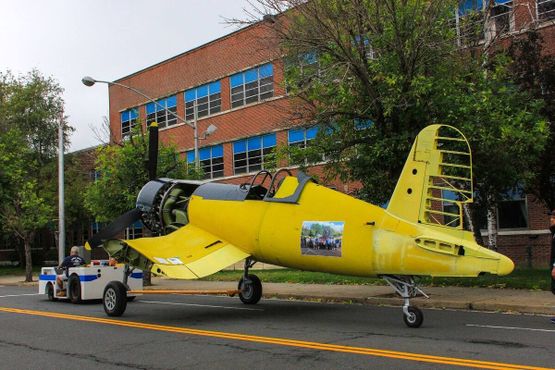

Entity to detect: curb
[263,293,554,315]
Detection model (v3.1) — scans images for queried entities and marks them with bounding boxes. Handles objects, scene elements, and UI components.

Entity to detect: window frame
[187,144,224,179]
[185,81,222,121]
[230,63,274,108]
[120,108,138,138]
[232,133,277,175]
[146,95,178,129]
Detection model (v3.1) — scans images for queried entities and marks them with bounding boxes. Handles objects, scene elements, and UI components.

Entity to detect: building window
[125,221,143,240]
[288,126,318,149]
[120,108,138,137]
[187,144,224,179]
[538,0,555,21]
[233,133,276,175]
[230,63,274,108]
[146,95,177,129]
[185,81,221,121]
[89,170,101,181]
[456,0,513,44]
[498,191,528,229]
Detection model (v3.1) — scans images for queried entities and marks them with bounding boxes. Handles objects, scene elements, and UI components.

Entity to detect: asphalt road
[0,285,553,370]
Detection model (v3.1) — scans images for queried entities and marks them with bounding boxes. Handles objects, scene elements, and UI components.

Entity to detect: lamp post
[81,76,212,170]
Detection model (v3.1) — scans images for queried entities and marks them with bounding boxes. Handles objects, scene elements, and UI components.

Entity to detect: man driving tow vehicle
[56,246,85,296]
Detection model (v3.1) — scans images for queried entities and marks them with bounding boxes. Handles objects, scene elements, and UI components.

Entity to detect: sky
[0,0,252,152]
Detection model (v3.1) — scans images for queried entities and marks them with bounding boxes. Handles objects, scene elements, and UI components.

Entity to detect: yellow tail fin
[387,125,473,229]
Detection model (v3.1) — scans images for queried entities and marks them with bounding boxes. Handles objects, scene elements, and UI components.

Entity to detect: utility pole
[58,109,65,263]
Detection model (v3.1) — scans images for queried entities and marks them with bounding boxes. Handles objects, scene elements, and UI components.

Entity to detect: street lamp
[82,76,215,170]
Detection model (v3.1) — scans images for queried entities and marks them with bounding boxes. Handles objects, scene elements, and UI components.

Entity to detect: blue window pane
[185,89,196,102]
[233,140,246,154]
[199,147,211,161]
[186,151,195,163]
[354,118,373,130]
[306,126,319,140]
[247,136,261,150]
[212,144,223,158]
[459,0,482,15]
[442,190,459,201]
[262,133,276,148]
[234,140,246,153]
[244,69,258,83]
[167,95,176,107]
[209,81,221,94]
[130,109,138,119]
[121,111,129,122]
[288,128,304,143]
[230,73,243,87]
[197,85,209,98]
[146,102,156,114]
[259,63,273,78]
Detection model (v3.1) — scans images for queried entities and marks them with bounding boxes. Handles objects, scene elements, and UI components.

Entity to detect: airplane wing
[106,224,249,279]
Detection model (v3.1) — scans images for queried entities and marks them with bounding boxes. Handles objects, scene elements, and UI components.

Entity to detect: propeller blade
[86,208,142,249]
[148,122,159,180]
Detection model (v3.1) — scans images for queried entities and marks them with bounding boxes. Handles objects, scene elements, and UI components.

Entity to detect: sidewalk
[3,274,552,315]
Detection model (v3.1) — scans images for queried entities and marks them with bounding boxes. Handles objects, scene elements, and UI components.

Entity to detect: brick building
[106,0,555,267]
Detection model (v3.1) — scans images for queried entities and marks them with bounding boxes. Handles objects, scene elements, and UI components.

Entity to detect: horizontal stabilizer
[117,224,250,279]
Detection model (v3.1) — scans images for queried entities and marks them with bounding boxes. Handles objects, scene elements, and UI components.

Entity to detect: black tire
[68,275,81,304]
[46,283,56,302]
[238,274,262,305]
[403,306,423,328]
[103,281,127,317]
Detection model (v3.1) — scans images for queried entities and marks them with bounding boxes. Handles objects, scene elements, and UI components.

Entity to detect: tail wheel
[68,275,81,304]
[46,283,56,301]
[238,274,262,305]
[103,281,128,317]
[403,306,423,328]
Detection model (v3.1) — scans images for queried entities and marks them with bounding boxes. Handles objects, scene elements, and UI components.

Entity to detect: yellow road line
[0,306,551,370]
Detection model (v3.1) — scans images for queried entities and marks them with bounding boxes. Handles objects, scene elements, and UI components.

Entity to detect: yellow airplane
[86,124,514,327]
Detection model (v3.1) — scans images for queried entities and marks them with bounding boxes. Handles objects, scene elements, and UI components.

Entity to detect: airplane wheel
[46,283,57,301]
[103,281,127,317]
[403,306,423,328]
[238,274,262,305]
[68,275,82,304]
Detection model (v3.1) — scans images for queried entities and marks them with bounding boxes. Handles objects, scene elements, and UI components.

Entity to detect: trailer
[38,261,143,303]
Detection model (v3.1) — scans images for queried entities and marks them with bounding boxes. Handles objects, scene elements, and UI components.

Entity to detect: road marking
[0,293,41,298]
[466,324,555,333]
[138,299,264,311]
[0,307,551,370]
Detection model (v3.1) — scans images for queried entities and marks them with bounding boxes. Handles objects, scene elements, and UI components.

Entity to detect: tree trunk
[465,203,485,246]
[24,233,34,282]
[486,205,498,251]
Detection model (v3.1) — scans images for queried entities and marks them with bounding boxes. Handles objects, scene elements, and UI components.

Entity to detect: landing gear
[238,258,262,304]
[382,275,428,328]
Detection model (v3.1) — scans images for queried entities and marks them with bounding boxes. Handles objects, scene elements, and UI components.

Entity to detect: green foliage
[0,70,66,279]
[278,0,548,211]
[84,125,193,221]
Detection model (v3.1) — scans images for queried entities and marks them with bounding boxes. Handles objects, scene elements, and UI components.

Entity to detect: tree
[0,70,69,280]
[240,0,548,248]
[507,29,555,209]
[84,124,191,221]
[0,130,53,281]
